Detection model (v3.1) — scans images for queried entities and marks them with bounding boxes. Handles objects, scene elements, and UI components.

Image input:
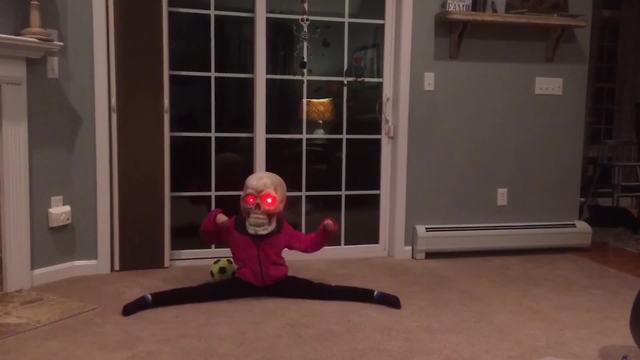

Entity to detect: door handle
[383,96,391,122]
[383,96,394,138]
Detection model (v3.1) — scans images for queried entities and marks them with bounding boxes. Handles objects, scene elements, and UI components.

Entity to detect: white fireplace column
[0,34,62,292]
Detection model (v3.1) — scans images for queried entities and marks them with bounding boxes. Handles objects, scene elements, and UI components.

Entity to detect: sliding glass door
[168,0,393,261]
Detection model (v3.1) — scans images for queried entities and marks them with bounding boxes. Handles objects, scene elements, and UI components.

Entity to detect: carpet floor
[0,254,638,360]
[0,290,96,340]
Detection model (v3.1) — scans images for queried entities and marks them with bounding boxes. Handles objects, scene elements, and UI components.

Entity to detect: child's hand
[216,213,229,226]
[322,218,337,232]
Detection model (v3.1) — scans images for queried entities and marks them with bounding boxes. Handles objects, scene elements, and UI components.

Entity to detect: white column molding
[0,34,62,291]
[1,60,31,291]
[93,0,112,274]
[389,0,413,259]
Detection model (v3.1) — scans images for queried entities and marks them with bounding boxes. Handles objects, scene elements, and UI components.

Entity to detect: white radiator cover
[412,221,592,259]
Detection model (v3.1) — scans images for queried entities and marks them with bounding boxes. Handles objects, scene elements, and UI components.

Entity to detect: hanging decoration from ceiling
[296,0,311,72]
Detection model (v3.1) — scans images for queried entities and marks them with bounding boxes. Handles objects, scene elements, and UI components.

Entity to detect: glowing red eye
[260,193,278,208]
[242,194,257,206]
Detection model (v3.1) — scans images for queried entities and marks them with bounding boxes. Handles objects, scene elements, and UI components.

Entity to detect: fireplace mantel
[0,34,63,292]
[0,34,62,59]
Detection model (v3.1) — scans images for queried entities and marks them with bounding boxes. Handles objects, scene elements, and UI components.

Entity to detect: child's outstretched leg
[122,277,262,316]
[268,276,401,309]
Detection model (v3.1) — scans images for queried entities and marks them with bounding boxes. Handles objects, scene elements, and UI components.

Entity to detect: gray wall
[405,2,592,243]
[0,1,97,268]
[0,1,25,35]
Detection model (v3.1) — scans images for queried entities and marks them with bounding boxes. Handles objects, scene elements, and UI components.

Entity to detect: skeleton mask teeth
[248,213,269,227]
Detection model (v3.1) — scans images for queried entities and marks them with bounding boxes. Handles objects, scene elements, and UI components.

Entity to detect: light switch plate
[535,77,563,96]
[47,56,59,79]
[424,72,435,91]
[46,29,59,79]
[497,188,508,206]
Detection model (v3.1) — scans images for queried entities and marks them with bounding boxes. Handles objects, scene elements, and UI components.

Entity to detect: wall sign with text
[446,0,473,11]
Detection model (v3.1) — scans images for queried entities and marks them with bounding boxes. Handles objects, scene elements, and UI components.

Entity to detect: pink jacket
[200,209,337,287]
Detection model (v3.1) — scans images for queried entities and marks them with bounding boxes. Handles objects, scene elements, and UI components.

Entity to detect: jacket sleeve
[286,219,338,253]
[200,208,230,246]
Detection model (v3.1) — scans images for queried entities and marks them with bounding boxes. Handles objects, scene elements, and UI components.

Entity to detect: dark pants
[149,276,376,308]
[632,289,640,348]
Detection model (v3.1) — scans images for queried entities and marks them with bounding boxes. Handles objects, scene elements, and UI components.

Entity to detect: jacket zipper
[256,242,266,285]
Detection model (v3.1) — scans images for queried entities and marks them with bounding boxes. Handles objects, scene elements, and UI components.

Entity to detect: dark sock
[373,290,401,309]
[122,294,153,316]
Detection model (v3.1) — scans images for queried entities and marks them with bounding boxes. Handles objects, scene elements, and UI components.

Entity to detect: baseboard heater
[412,221,592,259]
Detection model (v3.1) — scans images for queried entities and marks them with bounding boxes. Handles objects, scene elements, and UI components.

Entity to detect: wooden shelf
[436,11,588,62]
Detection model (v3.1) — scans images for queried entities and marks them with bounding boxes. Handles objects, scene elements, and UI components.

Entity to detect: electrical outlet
[535,77,563,96]
[497,188,508,206]
[424,72,435,91]
[48,205,72,228]
[49,195,71,227]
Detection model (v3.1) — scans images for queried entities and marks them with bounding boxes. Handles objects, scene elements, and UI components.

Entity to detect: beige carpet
[0,290,96,340]
[0,255,638,360]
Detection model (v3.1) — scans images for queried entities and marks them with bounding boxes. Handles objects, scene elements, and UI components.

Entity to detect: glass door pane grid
[340,0,348,246]
[266,12,383,24]
[301,31,309,235]
[266,74,382,82]
[169,71,211,77]
[170,71,254,78]
[172,132,254,137]
[168,7,212,15]
[168,0,256,254]
[296,190,381,195]
[265,134,381,139]
[211,0,253,249]
[172,191,243,196]
[171,190,380,197]
[169,8,255,18]
[210,0,216,219]
[170,1,385,253]
[210,0,255,212]
[263,0,384,247]
[212,0,254,249]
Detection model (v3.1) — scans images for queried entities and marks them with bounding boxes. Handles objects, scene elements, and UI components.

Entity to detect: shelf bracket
[546,27,566,62]
[449,22,469,59]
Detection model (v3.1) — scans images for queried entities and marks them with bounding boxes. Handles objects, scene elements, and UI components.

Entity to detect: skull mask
[241,172,287,235]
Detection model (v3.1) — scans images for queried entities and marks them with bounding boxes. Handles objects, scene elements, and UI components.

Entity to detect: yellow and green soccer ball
[209,258,236,281]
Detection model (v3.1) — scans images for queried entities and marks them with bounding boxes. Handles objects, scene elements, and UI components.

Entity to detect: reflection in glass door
[168,0,390,260]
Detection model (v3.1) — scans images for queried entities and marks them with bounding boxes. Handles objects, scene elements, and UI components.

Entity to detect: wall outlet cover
[424,72,435,91]
[535,77,563,96]
[497,188,508,206]
[47,56,59,79]
[48,205,72,228]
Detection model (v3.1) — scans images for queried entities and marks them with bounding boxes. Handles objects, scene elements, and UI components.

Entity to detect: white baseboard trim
[32,260,98,287]
[393,246,412,259]
[171,246,390,267]
[412,221,592,259]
